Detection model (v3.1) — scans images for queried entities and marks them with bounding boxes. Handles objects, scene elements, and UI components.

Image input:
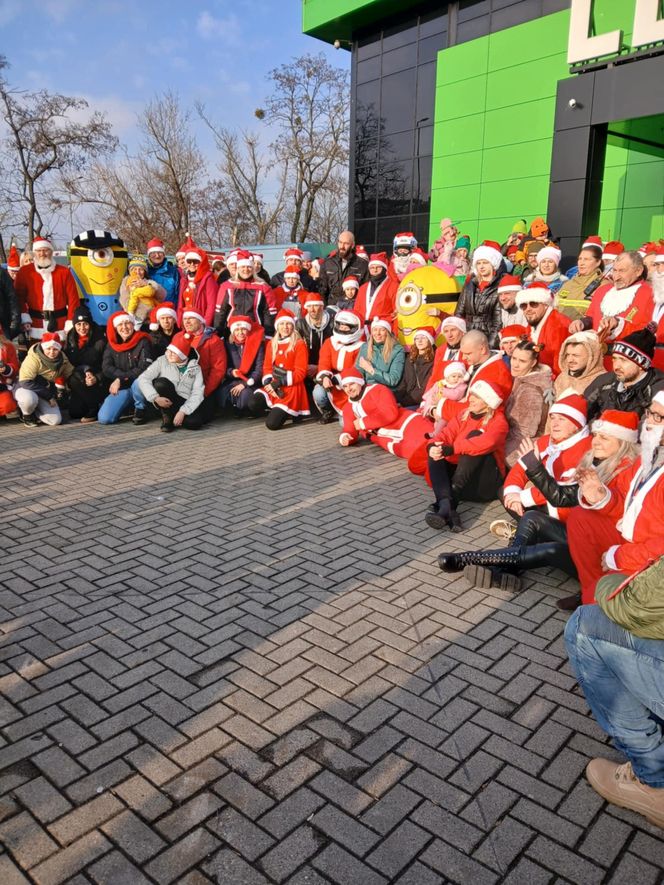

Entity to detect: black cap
[73,305,93,325]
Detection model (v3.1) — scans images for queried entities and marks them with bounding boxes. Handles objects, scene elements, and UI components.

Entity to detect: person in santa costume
[217,316,265,416]
[313,310,364,424]
[145,237,180,307]
[215,251,271,336]
[516,281,569,377]
[174,310,226,424]
[424,316,467,398]
[649,252,664,371]
[14,331,75,426]
[148,303,179,358]
[0,323,20,419]
[455,240,506,349]
[390,232,418,281]
[355,253,399,332]
[177,246,218,328]
[417,379,509,532]
[270,247,318,293]
[498,324,530,367]
[338,368,432,460]
[249,309,309,430]
[570,249,653,344]
[268,266,303,322]
[497,274,526,328]
[439,408,637,602]
[336,275,360,312]
[15,237,79,343]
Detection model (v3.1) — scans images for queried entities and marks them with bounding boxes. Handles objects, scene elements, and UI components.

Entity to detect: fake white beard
[392,253,410,275]
[34,260,56,311]
[640,423,664,472]
[652,272,664,305]
[600,283,639,317]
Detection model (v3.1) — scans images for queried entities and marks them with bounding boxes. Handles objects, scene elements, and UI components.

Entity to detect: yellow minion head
[69,230,128,325]
[396,265,461,347]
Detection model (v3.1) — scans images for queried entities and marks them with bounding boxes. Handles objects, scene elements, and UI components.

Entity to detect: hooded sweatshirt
[553,330,605,398]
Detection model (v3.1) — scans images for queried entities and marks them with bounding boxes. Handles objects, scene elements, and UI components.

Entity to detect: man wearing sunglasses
[515,281,568,377]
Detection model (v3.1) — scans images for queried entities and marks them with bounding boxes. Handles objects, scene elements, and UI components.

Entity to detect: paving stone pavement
[1,415,663,884]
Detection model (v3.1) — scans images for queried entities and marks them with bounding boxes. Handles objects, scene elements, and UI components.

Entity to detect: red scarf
[105,315,151,353]
[236,327,265,381]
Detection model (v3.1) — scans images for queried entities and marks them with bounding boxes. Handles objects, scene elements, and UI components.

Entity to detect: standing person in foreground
[15,237,79,343]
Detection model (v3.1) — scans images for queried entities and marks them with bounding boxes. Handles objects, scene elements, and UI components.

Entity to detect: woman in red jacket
[424,379,508,531]
[249,309,309,430]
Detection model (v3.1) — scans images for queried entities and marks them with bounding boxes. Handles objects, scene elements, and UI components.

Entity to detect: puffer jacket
[138,354,205,415]
[596,558,664,640]
[147,259,182,307]
[455,271,504,349]
[64,325,107,381]
[15,342,74,398]
[504,365,554,467]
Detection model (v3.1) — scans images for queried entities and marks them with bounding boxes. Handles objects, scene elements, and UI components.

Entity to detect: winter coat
[138,354,205,415]
[150,327,177,359]
[178,271,219,328]
[357,339,405,391]
[428,408,509,477]
[189,328,227,396]
[270,268,319,293]
[455,272,503,349]
[102,337,152,389]
[147,259,182,307]
[0,267,20,339]
[318,251,369,306]
[296,311,334,366]
[16,343,74,399]
[553,331,606,399]
[223,339,265,388]
[596,558,664,640]
[504,364,554,467]
[396,353,434,407]
[556,268,603,320]
[64,324,107,381]
[523,270,568,295]
[214,280,271,334]
[584,368,664,423]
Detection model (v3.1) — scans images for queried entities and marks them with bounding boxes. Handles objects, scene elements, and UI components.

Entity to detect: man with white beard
[650,252,664,372]
[563,391,664,830]
[14,238,79,343]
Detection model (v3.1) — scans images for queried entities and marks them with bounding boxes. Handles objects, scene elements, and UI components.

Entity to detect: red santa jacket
[584,456,664,573]
[355,277,398,330]
[178,271,219,327]
[316,337,364,414]
[503,426,592,520]
[16,263,79,340]
[424,344,461,393]
[259,337,309,415]
[441,352,513,421]
[650,301,664,372]
[528,307,569,377]
[190,328,227,396]
[268,284,302,316]
[586,280,653,341]
[428,408,509,476]
[340,382,432,459]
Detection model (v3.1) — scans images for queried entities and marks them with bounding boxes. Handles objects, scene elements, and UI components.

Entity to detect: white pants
[14,389,62,425]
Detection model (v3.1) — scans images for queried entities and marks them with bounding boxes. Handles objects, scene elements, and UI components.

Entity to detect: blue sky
[1,0,349,153]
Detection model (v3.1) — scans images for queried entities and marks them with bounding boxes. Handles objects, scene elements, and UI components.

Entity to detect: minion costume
[396,266,461,348]
[69,230,128,326]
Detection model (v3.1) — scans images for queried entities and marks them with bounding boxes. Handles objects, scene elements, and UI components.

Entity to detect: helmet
[333,310,363,345]
[393,231,417,253]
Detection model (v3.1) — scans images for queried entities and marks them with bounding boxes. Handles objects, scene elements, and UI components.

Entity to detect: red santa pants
[567,507,623,604]
[0,390,16,416]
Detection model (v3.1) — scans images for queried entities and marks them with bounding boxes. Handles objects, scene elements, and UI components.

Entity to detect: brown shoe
[586,759,664,829]
[80,416,97,424]
[556,592,581,611]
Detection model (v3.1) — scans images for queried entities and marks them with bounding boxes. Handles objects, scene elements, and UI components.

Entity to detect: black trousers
[67,372,106,419]
[513,509,577,577]
[428,453,503,506]
[247,390,290,430]
[153,378,203,429]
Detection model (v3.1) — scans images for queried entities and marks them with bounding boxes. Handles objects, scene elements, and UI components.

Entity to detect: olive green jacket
[596,558,664,639]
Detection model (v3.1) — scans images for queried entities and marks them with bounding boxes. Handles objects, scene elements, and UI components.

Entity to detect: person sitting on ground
[338,367,432,460]
[0,323,20,420]
[455,240,505,349]
[98,312,152,425]
[556,236,605,320]
[553,329,605,399]
[167,309,226,425]
[137,332,204,432]
[64,305,107,423]
[249,309,309,430]
[356,316,405,392]
[523,245,568,294]
[313,309,364,424]
[420,380,509,533]
[497,275,526,328]
[584,326,664,422]
[516,281,569,377]
[504,338,554,467]
[217,316,265,417]
[14,332,74,427]
[120,255,165,329]
[148,303,179,358]
[498,324,530,367]
[439,409,638,604]
[396,327,436,409]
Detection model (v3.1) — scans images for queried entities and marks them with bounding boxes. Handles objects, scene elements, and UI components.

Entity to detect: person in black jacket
[270,248,318,292]
[455,241,506,349]
[317,232,369,306]
[98,311,152,424]
[64,305,108,422]
[0,265,20,341]
[149,303,179,358]
[396,327,436,408]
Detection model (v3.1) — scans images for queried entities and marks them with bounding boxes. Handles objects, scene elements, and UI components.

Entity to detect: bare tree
[306,173,348,244]
[258,53,349,243]
[0,56,117,242]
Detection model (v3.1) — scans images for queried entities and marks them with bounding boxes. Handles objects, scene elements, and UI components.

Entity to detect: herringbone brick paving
[1,416,663,884]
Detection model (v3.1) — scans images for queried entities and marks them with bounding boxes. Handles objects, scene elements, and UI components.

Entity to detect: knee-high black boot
[438,542,576,592]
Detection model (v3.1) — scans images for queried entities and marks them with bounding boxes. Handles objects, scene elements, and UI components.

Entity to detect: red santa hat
[356,245,368,260]
[229,315,253,333]
[236,250,254,269]
[112,312,133,329]
[500,324,529,342]
[177,233,197,258]
[497,275,522,294]
[275,308,296,328]
[341,275,360,290]
[602,240,624,261]
[339,367,365,387]
[302,292,325,309]
[149,302,178,331]
[226,250,239,265]
[408,248,428,267]
[469,379,503,410]
[167,331,194,362]
[146,237,165,256]
[536,246,562,266]
[185,249,202,263]
[441,316,467,334]
[655,252,664,264]
[368,252,389,270]
[639,241,660,257]
[516,281,553,307]
[582,235,603,251]
[283,265,301,279]
[6,243,20,272]
[33,237,53,251]
[413,326,436,346]
[41,331,62,350]
[592,409,639,444]
[549,391,588,429]
[472,240,502,271]
[283,247,304,263]
[371,315,393,333]
[182,309,206,326]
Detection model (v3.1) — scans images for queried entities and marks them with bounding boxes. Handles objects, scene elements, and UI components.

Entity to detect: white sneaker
[489,519,516,542]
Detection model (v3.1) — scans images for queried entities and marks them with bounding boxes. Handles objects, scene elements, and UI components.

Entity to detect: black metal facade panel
[549,127,595,182]
[553,74,596,132]
[591,56,664,126]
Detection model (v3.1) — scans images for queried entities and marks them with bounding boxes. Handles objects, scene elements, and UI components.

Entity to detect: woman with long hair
[396,326,436,408]
[64,305,108,423]
[249,309,309,430]
[356,316,405,392]
[438,409,639,606]
[504,338,554,467]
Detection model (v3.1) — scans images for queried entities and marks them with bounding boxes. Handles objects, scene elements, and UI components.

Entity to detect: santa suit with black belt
[516,283,569,377]
[340,381,432,460]
[257,332,310,416]
[440,351,513,422]
[16,250,79,342]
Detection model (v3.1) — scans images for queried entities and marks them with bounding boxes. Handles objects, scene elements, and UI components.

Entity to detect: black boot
[160,410,174,433]
[132,408,147,425]
[425,497,451,530]
[439,542,571,574]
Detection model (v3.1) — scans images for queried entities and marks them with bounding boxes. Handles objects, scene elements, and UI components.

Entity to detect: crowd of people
[2,219,664,829]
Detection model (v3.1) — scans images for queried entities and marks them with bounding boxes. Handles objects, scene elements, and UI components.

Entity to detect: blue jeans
[565,605,664,787]
[312,382,332,414]
[98,381,145,424]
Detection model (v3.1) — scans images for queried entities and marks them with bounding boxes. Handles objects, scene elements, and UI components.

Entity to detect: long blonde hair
[271,323,301,358]
[367,330,395,363]
[577,439,638,485]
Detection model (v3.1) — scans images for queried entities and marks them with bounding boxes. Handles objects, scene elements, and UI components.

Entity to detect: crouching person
[14,332,74,427]
[137,332,204,432]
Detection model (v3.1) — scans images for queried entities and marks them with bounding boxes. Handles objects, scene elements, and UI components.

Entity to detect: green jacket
[596,558,664,640]
[357,340,405,391]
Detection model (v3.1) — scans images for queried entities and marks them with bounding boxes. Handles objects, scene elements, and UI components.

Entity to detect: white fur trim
[469,379,502,409]
[520,488,537,508]
[604,545,619,570]
[183,310,206,324]
[112,313,132,328]
[413,329,435,346]
[147,245,165,255]
[549,402,586,427]
[592,418,638,443]
[341,374,365,387]
[184,250,201,262]
[472,245,502,271]
[342,278,361,288]
[516,287,552,307]
[371,318,392,332]
[167,344,188,361]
